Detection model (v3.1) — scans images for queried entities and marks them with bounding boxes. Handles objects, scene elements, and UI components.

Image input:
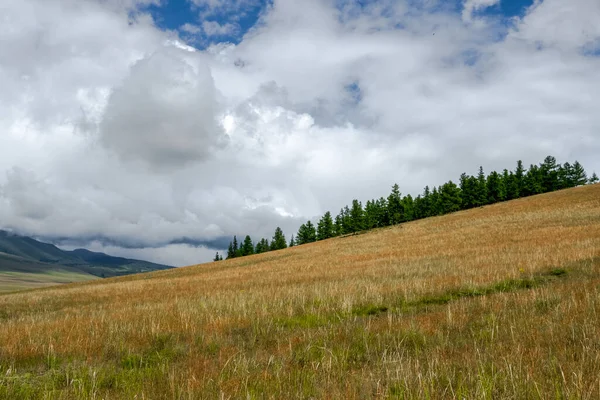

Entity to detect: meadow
[1,184,599,399]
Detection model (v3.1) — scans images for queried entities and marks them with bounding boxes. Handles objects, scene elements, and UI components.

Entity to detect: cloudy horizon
[1,0,599,266]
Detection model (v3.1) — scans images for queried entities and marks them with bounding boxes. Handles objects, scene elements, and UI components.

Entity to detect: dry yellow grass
[1,185,599,399]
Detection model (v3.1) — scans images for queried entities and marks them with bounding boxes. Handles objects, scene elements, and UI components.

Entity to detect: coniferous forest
[215,156,598,261]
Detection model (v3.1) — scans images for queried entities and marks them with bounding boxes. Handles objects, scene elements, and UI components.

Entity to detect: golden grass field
[1,184,599,399]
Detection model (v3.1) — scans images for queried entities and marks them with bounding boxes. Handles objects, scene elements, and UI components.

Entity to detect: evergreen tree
[233,236,239,256]
[523,164,543,196]
[297,221,317,245]
[421,186,432,217]
[289,235,295,247]
[413,195,424,220]
[255,238,270,254]
[317,211,334,240]
[459,173,476,209]
[558,162,572,189]
[439,181,462,214]
[589,172,599,184]
[214,252,221,262]
[364,200,377,230]
[334,212,344,236]
[376,197,389,226]
[514,160,525,197]
[430,187,442,216]
[505,171,519,200]
[227,241,235,259]
[486,171,505,204]
[540,155,559,192]
[240,235,254,256]
[349,200,365,232]
[387,184,404,224]
[475,166,488,206]
[402,194,414,222]
[571,161,587,186]
[270,227,287,251]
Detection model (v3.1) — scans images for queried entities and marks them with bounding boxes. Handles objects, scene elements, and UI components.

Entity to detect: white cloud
[202,20,239,37]
[100,46,224,169]
[1,0,599,266]
[462,0,501,23]
[180,23,202,34]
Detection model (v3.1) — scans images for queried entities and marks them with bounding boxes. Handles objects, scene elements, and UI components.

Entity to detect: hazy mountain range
[0,230,173,279]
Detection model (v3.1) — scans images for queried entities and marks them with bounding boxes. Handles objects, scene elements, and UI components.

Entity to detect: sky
[1,0,599,266]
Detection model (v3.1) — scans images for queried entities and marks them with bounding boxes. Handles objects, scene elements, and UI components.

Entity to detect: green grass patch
[276,314,331,328]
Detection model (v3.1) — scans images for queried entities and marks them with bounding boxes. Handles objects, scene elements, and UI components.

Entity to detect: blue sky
[143,0,536,48]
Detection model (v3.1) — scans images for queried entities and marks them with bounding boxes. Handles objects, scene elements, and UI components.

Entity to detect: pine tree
[317,211,334,240]
[475,166,488,206]
[571,161,587,186]
[540,155,559,192]
[376,197,389,226]
[430,186,442,216]
[349,200,365,232]
[506,171,519,200]
[227,241,235,259]
[233,236,239,255]
[589,172,599,184]
[297,221,317,245]
[439,181,462,214]
[334,212,344,236]
[289,235,295,247]
[523,164,543,196]
[558,162,572,189]
[514,160,525,197]
[255,238,270,254]
[486,171,505,204]
[213,252,221,262]
[401,194,414,222]
[270,227,287,251]
[240,235,254,256]
[364,200,377,230]
[387,184,404,224]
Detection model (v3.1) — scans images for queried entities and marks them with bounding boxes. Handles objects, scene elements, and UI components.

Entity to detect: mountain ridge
[0,230,173,292]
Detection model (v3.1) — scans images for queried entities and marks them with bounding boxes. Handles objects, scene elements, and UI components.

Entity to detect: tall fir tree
[387,184,404,224]
[289,235,295,247]
[240,235,254,256]
[523,164,543,196]
[297,221,317,244]
[402,194,414,222]
[227,241,235,259]
[589,172,599,184]
[349,200,365,232]
[540,155,559,192]
[439,181,462,214]
[255,238,270,254]
[233,236,239,256]
[486,171,505,203]
[270,227,287,251]
[571,161,587,186]
[317,211,334,240]
[514,160,525,197]
[476,166,488,206]
[214,252,221,262]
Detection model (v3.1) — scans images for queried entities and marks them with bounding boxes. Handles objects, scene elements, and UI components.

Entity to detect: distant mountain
[0,230,173,280]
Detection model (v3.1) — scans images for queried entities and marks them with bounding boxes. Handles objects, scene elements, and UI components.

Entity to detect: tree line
[214,156,598,261]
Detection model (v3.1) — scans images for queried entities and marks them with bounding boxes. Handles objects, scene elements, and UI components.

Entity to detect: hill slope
[0,231,173,293]
[1,185,599,398]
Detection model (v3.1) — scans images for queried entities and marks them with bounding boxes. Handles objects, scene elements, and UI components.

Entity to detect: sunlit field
[1,185,599,399]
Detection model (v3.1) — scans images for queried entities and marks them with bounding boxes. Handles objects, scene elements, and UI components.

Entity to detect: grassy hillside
[1,185,599,399]
[0,232,173,293]
[0,253,98,293]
